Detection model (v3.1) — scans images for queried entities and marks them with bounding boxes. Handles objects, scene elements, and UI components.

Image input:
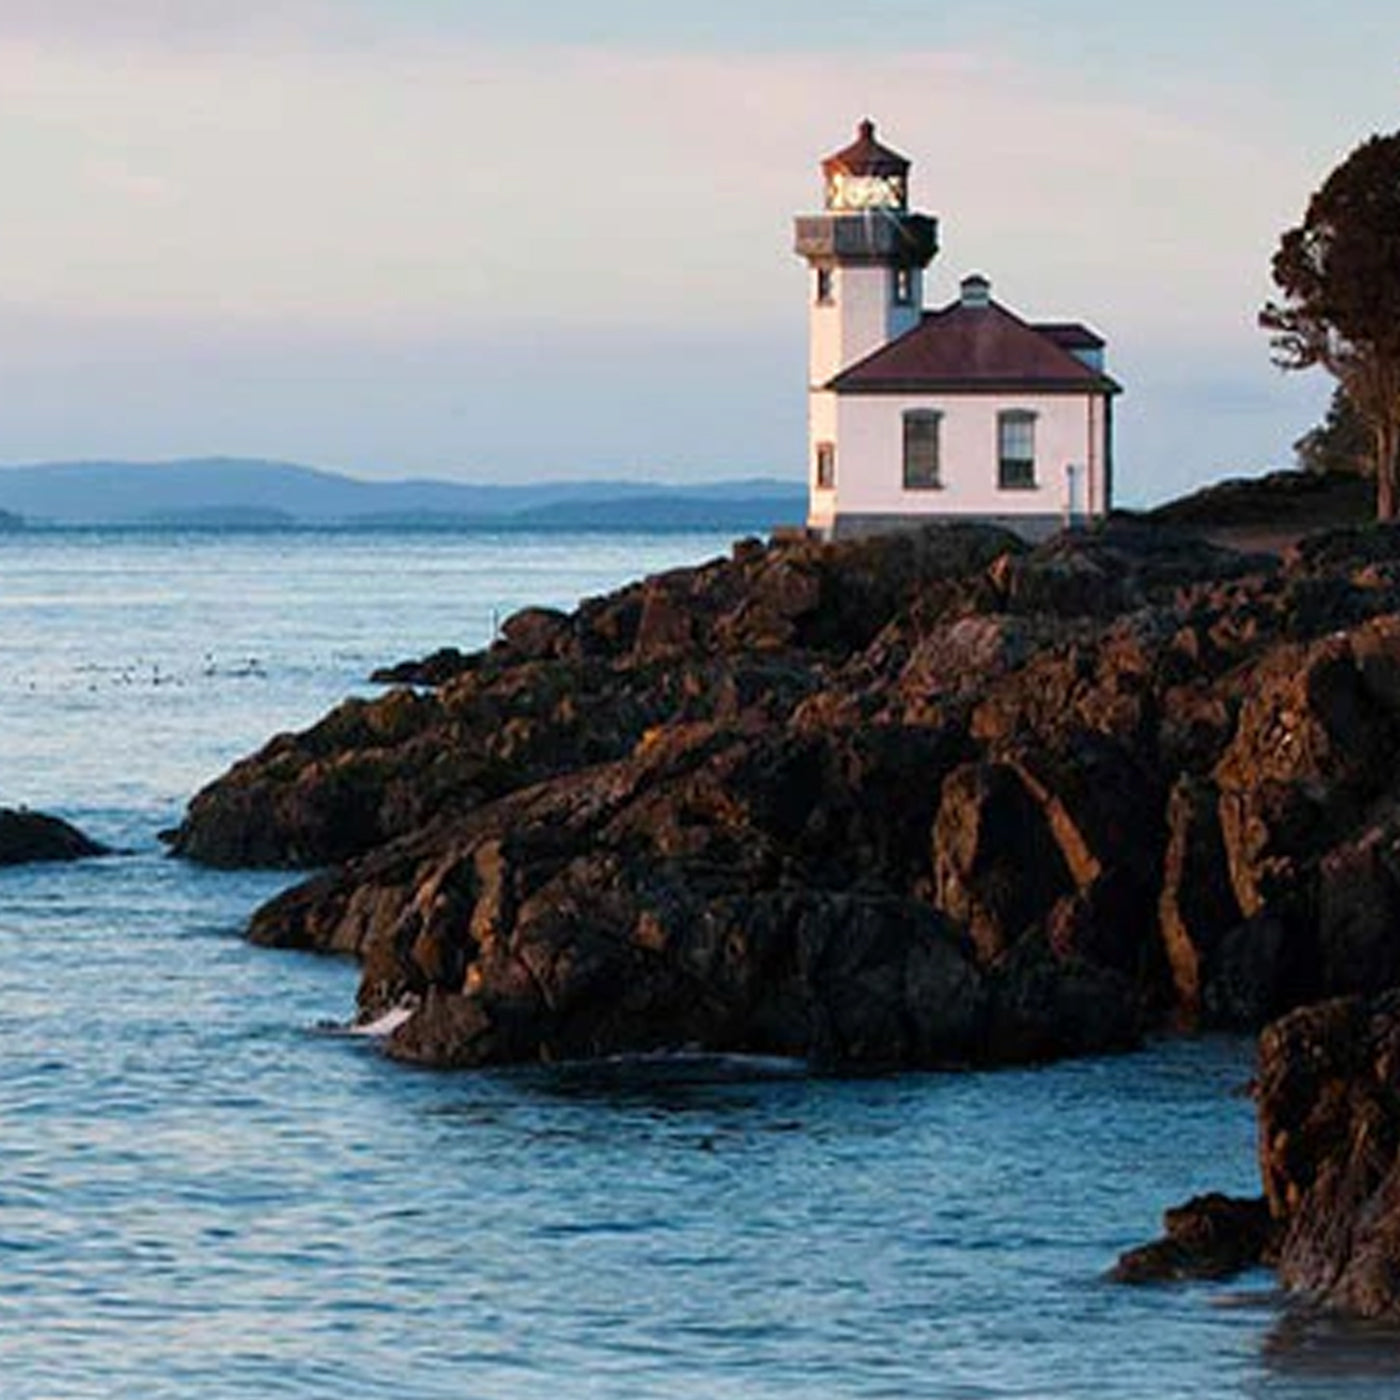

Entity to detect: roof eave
[826,376,1122,396]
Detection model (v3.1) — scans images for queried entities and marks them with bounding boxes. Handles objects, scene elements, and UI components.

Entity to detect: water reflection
[1261,1301,1400,1382]
[518,1050,810,1101]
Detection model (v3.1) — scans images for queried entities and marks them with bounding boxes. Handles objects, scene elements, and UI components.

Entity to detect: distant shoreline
[1,456,1375,539]
[0,456,805,532]
[1,515,791,537]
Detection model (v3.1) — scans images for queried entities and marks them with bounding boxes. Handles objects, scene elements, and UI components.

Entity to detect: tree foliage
[1261,132,1400,519]
[1295,385,1373,477]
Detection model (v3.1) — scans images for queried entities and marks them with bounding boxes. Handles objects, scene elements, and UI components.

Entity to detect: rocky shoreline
[167,509,1400,1315]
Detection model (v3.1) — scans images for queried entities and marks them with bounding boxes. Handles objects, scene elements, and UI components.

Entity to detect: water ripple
[0,530,1360,1399]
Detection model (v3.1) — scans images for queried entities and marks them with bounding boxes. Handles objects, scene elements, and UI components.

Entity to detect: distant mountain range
[0,458,807,531]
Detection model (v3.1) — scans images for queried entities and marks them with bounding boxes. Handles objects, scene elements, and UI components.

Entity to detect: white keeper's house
[795,120,1120,540]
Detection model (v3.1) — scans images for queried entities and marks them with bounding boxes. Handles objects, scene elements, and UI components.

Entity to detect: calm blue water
[3,528,1398,1399]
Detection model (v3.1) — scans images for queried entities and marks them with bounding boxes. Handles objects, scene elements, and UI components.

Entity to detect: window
[892,268,914,306]
[903,411,941,489]
[998,410,1037,489]
[815,268,834,306]
[815,441,836,490]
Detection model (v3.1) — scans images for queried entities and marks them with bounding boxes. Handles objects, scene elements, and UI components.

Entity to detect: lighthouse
[794,119,939,389]
[794,121,1119,540]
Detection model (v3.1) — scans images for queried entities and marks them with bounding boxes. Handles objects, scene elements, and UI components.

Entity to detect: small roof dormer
[822,118,910,212]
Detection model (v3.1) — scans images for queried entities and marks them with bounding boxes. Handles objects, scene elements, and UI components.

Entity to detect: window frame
[902,410,943,491]
[815,440,836,490]
[997,409,1038,491]
[891,267,914,306]
[815,267,834,306]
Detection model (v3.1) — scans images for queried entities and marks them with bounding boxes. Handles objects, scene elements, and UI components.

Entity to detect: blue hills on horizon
[0,457,807,531]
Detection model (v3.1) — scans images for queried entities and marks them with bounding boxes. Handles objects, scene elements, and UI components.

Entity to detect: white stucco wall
[809,265,922,386]
[817,391,1110,527]
[807,390,839,530]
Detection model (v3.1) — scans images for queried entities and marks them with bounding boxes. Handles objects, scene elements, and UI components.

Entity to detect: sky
[0,2,1395,505]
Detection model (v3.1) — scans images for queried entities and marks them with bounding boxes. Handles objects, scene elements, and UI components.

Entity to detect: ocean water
[2,527,1399,1399]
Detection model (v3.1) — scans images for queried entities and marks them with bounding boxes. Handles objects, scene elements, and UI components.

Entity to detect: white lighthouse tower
[794,120,939,526]
[795,119,939,386]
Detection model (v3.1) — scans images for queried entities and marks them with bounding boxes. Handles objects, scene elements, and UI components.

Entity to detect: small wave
[357,1005,415,1037]
[315,1004,415,1039]
[1207,1285,1287,1310]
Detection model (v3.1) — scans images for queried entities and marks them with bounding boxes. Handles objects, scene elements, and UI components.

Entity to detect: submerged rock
[0,808,106,866]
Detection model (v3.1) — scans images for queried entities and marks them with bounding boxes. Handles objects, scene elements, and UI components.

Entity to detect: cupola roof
[821,119,911,180]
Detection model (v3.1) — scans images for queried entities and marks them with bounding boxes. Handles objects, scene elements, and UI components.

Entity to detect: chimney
[960,273,991,308]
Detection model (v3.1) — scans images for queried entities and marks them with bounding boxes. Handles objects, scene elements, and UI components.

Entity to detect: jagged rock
[370,646,475,686]
[1133,989,1400,1317]
[1112,1194,1275,1284]
[995,521,1268,620]
[1257,992,1400,1318]
[1158,777,1243,1022]
[248,716,1139,1071]
[167,656,772,868]
[981,935,1140,1064]
[1314,818,1400,999]
[1284,522,1400,576]
[1200,901,1319,1031]
[0,808,106,865]
[932,734,1164,989]
[168,526,1017,869]
[169,511,1400,1069]
[386,888,992,1071]
[1215,635,1399,918]
[895,614,1073,714]
[932,761,1073,962]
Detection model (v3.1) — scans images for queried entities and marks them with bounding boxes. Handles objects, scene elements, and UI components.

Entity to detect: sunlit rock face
[1258,992,1400,1319]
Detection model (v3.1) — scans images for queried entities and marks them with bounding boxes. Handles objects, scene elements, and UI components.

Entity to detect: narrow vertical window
[815,441,836,490]
[815,268,834,306]
[892,267,914,306]
[902,411,941,489]
[998,410,1037,489]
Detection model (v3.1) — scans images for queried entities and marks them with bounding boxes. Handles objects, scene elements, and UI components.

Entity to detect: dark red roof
[821,119,911,180]
[828,298,1120,395]
[1034,321,1105,351]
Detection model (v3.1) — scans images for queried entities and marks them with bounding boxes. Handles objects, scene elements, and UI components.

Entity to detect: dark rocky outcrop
[1123,991,1400,1318]
[371,646,474,687]
[168,526,1017,869]
[1112,1193,1276,1284]
[167,513,1400,1071]
[0,808,106,865]
[1145,468,1372,531]
[1255,992,1400,1319]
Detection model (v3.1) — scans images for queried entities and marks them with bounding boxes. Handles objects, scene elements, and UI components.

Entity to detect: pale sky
[0,1,1395,504]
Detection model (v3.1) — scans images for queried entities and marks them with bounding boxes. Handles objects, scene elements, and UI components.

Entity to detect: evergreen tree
[1294,385,1373,476]
[1262,132,1400,519]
